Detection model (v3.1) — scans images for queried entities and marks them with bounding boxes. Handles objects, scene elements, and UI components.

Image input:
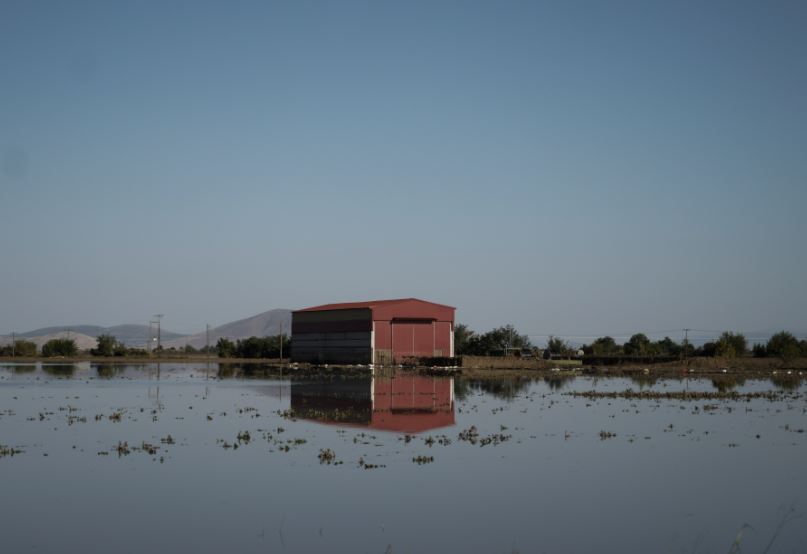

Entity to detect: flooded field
[1,362,805,553]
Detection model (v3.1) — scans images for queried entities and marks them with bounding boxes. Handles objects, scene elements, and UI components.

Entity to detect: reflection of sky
[0,365,805,553]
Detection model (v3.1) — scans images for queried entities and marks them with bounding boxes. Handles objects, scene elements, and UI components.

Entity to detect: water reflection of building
[292,374,455,433]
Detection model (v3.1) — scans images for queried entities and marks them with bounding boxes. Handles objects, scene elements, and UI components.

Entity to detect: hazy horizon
[2,1,805,340]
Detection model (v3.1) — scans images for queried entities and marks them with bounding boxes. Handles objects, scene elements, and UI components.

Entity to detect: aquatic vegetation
[479,432,511,446]
[317,448,338,464]
[412,455,434,465]
[566,389,802,401]
[458,426,479,444]
[0,444,24,457]
[358,456,385,469]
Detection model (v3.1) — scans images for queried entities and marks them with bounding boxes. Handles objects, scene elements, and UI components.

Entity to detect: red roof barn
[291,298,455,365]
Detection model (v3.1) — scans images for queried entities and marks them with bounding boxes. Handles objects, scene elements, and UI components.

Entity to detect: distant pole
[206,324,210,360]
[154,314,164,351]
[279,322,283,364]
[683,328,690,364]
[148,321,154,354]
[11,331,15,358]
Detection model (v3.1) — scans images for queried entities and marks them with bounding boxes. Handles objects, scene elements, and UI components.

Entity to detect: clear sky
[1,0,805,343]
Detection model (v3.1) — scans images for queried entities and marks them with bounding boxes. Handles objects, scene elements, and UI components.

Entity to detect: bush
[767,331,801,360]
[716,332,747,358]
[0,340,38,356]
[91,334,118,357]
[216,336,290,358]
[42,339,78,357]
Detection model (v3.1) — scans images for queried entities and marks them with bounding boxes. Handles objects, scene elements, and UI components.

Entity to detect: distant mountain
[163,309,292,349]
[15,324,186,347]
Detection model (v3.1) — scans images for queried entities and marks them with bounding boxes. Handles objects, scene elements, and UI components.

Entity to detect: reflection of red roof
[295,298,455,312]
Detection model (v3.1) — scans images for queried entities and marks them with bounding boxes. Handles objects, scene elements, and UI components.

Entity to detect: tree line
[0,338,80,357]
[454,324,807,360]
[583,330,807,359]
[0,333,291,358]
[3,328,805,361]
[454,324,534,356]
[215,335,291,359]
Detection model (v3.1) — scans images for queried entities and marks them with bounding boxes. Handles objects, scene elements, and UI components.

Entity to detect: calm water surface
[1,363,805,553]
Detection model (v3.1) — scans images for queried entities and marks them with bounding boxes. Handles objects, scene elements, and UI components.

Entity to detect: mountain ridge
[163,309,292,349]
[4,309,292,350]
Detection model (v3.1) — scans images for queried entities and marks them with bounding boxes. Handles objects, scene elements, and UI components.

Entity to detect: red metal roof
[295,297,455,312]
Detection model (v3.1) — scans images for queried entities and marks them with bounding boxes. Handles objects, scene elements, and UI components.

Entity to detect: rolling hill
[4,309,292,352]
[163,309,292,349]
[0,331,99,351]
[15,324,186,347]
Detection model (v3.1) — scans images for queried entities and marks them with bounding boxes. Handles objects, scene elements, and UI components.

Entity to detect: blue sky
[1,0,805,343]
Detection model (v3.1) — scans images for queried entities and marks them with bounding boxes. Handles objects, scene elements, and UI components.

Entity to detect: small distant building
[291,298,455,365]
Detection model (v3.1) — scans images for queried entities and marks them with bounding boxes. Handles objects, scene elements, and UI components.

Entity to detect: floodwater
[1,363,805,553]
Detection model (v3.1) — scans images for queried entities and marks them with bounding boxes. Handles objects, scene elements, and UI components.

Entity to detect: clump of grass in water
[458,426,479,444]
[0,444,24,457]
[318,448,341,464]
[412,455,434,465]
[358,456,386,469]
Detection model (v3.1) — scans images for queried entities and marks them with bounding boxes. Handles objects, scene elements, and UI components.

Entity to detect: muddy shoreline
[2,355,806,384]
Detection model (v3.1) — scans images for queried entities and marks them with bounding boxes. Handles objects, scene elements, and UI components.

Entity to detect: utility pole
[11,331,15,358]
[683,328,690,364]
[154,314,164,351]
[279,322,283,364]
[206,324,210,360]
[148,321,154,354]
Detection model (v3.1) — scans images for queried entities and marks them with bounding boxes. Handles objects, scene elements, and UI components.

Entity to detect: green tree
[716,331,747,358]
[91,334,118,357]
[42,338,78,357]
[697,342,718,357]
[453,325,531,356]
[479,325,532,354]
[234,335,291,358]
[1,339,38,357]
[751,343,768,358]
[453,324,477,356]
[653,337,682,357]
[624,333,651,356]
[216,337,236,358]
[546,335,570,357]
[113,341,127,356]
[766,331,801,360]
[584,336,622,356]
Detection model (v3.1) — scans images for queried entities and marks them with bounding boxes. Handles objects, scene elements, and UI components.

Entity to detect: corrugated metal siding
[291,309,372,364]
